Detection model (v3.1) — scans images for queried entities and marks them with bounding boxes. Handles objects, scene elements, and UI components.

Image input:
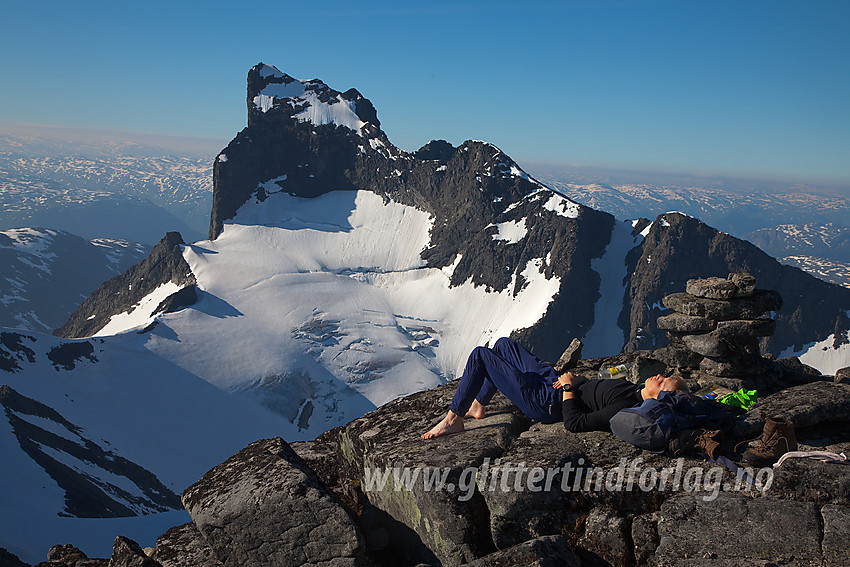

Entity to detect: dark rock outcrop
[466,535,579,567]
[0,331,36,372]
[735,381,850,438]
[36,543,107,566]
[54,232,196,339]
[40,375,850,566]
[181,437,369,567]
[45,341,97,371]
[0,547,29,567]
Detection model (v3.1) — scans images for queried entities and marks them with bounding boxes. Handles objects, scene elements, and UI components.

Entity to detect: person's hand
[553,371,574,389]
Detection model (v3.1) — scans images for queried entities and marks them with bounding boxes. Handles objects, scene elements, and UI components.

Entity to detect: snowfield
[155,189,562,426]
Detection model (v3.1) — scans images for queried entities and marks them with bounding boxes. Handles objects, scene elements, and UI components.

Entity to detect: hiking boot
[743,417,797,467]
[668,428,723,460]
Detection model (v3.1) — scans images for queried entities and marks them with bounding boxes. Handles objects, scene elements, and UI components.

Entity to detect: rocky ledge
[9,276,850,566]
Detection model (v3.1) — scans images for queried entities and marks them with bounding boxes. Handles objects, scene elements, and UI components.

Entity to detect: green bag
[719,388,757,411]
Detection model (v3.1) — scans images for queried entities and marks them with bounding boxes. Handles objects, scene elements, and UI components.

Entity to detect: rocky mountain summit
[105,62,850,368]
[11,276,849,566]
[208,63,615,362]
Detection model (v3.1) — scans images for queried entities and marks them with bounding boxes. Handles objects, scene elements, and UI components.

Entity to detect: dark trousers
[449,337,561,423]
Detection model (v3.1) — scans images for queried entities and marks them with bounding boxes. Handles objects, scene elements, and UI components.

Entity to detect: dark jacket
[562,376,642,432]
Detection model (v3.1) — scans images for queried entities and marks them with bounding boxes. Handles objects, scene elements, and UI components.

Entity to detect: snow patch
[542,192,580,219]
[779,331,850,375]
[94,282,182,337]
[490,218,528,244]
[169,190,562,412]
[582,221,639,357]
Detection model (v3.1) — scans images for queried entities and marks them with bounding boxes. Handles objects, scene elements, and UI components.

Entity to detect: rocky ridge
[54,232,196,339]
[12,276,849,566]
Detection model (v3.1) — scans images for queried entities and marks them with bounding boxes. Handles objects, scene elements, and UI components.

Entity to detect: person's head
[641,374,688,400]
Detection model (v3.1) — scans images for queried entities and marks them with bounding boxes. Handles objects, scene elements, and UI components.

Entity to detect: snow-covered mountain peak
[248,63,380,136]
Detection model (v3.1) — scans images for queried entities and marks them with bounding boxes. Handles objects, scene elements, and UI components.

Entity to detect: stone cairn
[657,273,783,388]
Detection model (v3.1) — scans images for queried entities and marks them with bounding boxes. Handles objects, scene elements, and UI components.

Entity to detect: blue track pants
[449,337,562,423]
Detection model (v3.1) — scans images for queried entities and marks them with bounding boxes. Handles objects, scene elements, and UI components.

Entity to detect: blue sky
[1,0,848,183]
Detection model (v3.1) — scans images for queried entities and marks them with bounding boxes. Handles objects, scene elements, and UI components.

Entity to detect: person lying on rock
[422,337,687,439]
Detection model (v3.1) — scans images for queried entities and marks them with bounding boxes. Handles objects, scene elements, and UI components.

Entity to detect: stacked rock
[657,273,782,385]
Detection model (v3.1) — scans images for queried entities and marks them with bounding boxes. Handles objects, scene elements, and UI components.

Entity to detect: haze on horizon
[1,0,847,186]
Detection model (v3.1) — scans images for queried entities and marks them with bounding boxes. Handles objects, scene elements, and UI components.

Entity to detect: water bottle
[597,363,630,379]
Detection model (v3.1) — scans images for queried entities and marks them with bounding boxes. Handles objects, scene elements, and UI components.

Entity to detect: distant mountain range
[0,133,211,243]
[527,167,850,288]
[529,165,849,238]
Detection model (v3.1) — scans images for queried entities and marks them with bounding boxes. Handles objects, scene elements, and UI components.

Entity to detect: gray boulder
[686,277,740,300]
[649,344,703,370]
[656,492,822,566]
[727,272,757,296]
[628,356,669,384]
[835,366,850,384]
[631,512,660,566]
[713,318,776,338]
[36,544,107,567]
[822,505,850,567]
[662,290,782,321]
[657,313,716,333]
[552,338,583,373]
[108,537,159,567]
[332,384,527,566]
[181,437,367,567]
[736,381,850,437]
[466,536,579,567]
[767,458,850,506]
[577,507,630,566]
[149,523,221,567]
[682,333,731,358]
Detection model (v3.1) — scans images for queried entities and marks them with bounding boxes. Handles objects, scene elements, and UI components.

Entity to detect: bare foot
[464,399,486,419]
[421,411,465,439]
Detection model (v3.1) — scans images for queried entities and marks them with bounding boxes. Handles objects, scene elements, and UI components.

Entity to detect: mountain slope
[532,170,850,238]
[0,228,149,331]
